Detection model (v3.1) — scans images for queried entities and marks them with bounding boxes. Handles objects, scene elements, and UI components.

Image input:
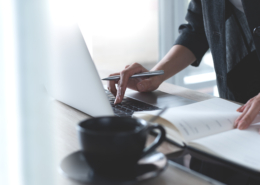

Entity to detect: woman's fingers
[107,73,120,97]
[234,97,256,127]
[234,103,252,128]
[236,105,245,112]
[236,97,255,112]
[237,103,260,130]
[107,65,131,98]
[108,63,162,104]
[136,76,159,92]
[237,95,260,130]
[126,77,143,90]
[114,63,148,104]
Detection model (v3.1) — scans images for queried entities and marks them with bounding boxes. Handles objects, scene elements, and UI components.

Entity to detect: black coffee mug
[77,117,166,178]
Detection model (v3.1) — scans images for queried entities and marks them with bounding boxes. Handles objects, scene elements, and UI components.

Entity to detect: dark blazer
[174,0,260,102]
[175,1,260,184]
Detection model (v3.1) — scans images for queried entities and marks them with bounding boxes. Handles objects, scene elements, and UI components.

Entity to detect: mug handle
[141,124,166,158]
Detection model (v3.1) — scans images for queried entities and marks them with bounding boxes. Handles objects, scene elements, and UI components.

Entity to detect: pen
[102,70,164,81]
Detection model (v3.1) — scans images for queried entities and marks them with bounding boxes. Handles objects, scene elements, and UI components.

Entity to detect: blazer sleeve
[174,0,209,67]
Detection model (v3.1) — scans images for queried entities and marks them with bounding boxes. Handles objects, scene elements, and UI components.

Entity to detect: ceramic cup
[77,117,166,178]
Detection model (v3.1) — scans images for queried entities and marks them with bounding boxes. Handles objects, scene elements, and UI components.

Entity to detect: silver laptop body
[45,4,195,117]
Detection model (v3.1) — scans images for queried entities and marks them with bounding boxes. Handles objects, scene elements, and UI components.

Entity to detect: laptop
[45,5,195,117]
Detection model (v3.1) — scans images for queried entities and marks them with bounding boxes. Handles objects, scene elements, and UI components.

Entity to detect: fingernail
[138,83,144,91]
[237,106,243,112]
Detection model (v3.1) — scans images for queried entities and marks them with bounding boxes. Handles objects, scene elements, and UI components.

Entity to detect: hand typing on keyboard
[107,63,162,104]
[105,90,159,117]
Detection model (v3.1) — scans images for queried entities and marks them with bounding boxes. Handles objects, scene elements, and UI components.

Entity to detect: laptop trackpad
[124,89,196,108]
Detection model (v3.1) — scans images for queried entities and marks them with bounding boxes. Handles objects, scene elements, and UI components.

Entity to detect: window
[78,0,218,96]
[78,0,159,75]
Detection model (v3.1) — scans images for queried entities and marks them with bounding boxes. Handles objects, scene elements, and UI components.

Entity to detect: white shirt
[229,0,244,13]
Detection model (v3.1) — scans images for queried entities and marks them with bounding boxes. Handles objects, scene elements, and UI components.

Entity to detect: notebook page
[134,98,242,141]
[190,125,260,172]
[132,113,185,146]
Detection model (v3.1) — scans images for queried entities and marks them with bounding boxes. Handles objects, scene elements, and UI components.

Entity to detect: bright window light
[213,85,219,97]
[184,72,216,84]
[203,52,214,67]
[0,0,22,184]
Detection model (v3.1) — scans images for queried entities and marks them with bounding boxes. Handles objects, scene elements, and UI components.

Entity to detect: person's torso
[200,0,260,101]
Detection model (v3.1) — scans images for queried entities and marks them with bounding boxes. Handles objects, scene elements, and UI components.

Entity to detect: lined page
[134,98,242,141]
[190,125,260,172]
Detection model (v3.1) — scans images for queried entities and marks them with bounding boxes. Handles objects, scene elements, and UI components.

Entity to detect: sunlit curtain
[0,0,55,184]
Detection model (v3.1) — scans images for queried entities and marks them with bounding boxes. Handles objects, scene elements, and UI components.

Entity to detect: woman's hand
[235,93,260,130]
[107,63,163,104]
[107,45,197,104]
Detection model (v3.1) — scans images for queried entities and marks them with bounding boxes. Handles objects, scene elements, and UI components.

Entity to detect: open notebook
[133,98,260,172]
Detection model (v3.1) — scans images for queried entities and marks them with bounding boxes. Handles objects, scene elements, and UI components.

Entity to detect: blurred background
[78,0,218,96]
[0,0,218,185]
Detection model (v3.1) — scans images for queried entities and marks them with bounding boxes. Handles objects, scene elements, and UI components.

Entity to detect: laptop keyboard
[105,90,160,117]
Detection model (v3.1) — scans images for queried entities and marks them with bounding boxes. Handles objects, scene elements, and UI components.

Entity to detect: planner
[133,98,260,172]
